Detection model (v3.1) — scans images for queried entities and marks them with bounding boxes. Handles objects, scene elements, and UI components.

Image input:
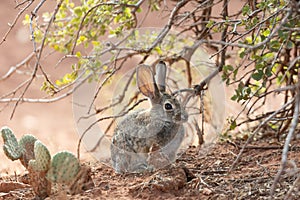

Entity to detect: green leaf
[255,63,264,70]
[262,29,270,37]
[206,20,215,28]
[270,40,281,51]
[74,6,83,17]
[264,67,273,77]
[123,7,132,16]
[231,95,238,101]
[286,41,294,49]
[75,51,82,58]
[262,52,274,61]
[278,30,288,40]
[154,46,163,55]
[223,65,234,72]
[229,120,237,130]
[242,5,251,16]
[252,70,264,81]
[238,48,246,58]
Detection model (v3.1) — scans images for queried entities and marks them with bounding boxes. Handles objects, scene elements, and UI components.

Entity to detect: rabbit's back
[112,109,179,152]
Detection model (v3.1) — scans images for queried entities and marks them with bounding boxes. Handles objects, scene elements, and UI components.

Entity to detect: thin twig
[229,97,295,172]
[0,49,39,82]
[145,0,189,52]
[0,70,91,104]
[87,50,124,114]
[71,1,145,54]
[30,0,47,52]
[9,0,63,119]
[88,93,144,153]
[0,79,31,99]
[0,0,33,45]
[285,175,300,200]
[270,84,300,197]
[77,97,147,159]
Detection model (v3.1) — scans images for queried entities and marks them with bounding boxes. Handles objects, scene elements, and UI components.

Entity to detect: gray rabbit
[111,61,187,173]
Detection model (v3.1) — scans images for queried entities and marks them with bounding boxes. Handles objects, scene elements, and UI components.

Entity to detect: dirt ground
[0,138,299,200]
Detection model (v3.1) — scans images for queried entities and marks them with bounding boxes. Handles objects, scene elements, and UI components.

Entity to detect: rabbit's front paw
[131,162,153,173]
[147,143,171,171]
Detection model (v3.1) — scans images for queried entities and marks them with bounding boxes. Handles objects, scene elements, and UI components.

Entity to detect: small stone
[202,187,213,195]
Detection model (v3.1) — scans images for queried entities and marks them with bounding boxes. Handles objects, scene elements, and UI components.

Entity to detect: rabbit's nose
[181,111,188,122]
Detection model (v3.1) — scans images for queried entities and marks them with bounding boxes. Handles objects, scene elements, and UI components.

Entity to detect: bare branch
[77,97,147,159]
[0,49,38,82]
[270,83,300,197]
[0,69,91,104]
[9,0,63,119]
[229,97,295,172]
[30,0,47,52]
[0,0,33,45]
[145,0,189,52]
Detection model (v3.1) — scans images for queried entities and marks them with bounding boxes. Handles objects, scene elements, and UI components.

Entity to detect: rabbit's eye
[164,102,173,110]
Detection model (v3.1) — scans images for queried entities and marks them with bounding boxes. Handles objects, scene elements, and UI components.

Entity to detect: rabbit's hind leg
[111,144,130,174]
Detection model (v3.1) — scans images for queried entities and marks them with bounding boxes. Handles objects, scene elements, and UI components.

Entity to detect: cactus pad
[19,134,37,167]
[28,141,51,172]
[1,127,22,160]
[46,151,80,184]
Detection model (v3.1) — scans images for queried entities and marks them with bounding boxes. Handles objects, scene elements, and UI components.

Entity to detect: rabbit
[110,61,188,173]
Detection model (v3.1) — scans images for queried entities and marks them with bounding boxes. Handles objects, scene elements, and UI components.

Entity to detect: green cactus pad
[46,151,80,184]
[28,141,51,172]
[19,134,37,167]
[1,127,22,160]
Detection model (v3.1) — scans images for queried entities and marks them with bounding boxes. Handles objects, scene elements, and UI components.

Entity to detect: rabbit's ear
[137,64,160,100]
[155,61,167,92]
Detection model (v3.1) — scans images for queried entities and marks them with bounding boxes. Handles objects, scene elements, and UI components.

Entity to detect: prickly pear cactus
[1,127,51,198]
[1,127,22,161]
[46,151,81,184]
[28,141,51,172]
[18,134,37,168]
[1,126,88,197]
[27,140,51,199]
[28,142,52,200]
